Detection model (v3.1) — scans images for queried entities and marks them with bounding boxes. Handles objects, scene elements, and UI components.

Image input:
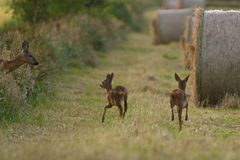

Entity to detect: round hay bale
[151,18,160,45]
[151,8,193,44]
[179,0,205,8]
[181,16,195,70]
[191,8,240,106]
[163,0,205,9]
[163,0,181,9]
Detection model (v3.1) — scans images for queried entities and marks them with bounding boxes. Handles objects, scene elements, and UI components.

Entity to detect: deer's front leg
[185,103,188,121]
[170,98,174,121]
[102,104,112,123]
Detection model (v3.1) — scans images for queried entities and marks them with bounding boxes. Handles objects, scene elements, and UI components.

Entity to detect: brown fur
[170,73,190,131]
[0,40,38,73]
[100,73,128,123]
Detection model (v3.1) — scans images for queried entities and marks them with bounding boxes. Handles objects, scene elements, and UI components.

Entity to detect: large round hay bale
[163,0,181,9]
[191,8,240,105]
[151,8,193,44]
[179,0,205,8]
[163,0,205,9]
[207,0,240,8]
[181,16,195,70]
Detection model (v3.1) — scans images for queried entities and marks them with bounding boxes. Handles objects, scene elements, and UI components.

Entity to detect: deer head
[175,73,190,92]
[20,40,39,65]
[100,73,114,90]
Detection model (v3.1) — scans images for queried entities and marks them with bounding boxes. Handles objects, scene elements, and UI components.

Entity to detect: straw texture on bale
[163,0,205,9]
[192,9,240,105]
[151,8,193,44]
[181,16,195,70]
[151,19,160,45]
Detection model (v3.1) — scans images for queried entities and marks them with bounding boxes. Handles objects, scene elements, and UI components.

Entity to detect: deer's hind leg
[123,95,128,119]
[177,107,183,131]
[102,104,112,123]
[117,104,123,119]
[170,97,175,121]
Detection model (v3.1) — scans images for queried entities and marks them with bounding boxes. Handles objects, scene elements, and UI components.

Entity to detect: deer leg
[177,107,183,131]
[171,107,174,121]
[170,97,174,121]
[102,104,112,123]
[123,96,128,119]
[185,103,188,121]
[117,104,123,119]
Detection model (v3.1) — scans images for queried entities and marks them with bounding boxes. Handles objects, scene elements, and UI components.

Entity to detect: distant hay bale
[179,0,205,8]
[163,0,181,9]
[151,8,193,44]
[191,8,240,106]
[163,0,205,9]
[181,16,195,70]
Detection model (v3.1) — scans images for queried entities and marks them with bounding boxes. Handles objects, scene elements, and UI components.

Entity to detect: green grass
[0,10,239,160]
[0,0,11,25]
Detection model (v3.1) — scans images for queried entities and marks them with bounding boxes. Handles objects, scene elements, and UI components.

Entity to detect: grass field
[0,0,11,25]
[0,10,239,160]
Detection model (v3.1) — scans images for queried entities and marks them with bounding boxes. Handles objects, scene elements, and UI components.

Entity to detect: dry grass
[0,10,239,160]
[218,94,240,109]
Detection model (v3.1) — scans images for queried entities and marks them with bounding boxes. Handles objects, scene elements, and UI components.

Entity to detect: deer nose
[33,62,39,65]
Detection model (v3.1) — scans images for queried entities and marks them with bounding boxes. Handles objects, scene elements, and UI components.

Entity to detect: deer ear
[184,75,190,82]
[106,73,110,78]
[175,73,181,82]
[110,73,114,79]
[22,40,29,51]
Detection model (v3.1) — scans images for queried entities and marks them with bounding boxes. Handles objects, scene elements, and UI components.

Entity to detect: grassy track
[0,11,239,160]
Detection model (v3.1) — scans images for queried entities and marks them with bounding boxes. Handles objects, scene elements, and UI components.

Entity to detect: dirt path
[0,13,239,160]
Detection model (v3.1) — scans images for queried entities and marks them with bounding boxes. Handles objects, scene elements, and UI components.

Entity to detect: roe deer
[100,73,128,123]
[170,73,190,131]
[0,40,39,73]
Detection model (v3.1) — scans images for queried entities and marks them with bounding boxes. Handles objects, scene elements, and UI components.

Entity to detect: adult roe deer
[0,40,39,73]
[170,73,190,131]
[100,73,128,123]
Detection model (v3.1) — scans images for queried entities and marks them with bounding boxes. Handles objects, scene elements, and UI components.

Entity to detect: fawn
[170,73,190,131]
[0,40,39,73]
[100,73,128,123]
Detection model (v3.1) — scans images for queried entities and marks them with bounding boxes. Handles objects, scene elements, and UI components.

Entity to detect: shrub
[0,30,54,121]
[9,0,142,31]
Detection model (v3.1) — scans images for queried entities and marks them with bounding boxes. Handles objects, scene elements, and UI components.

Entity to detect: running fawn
[170,73,190,131]
[100,73,128,123]
[0,40,39,73]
